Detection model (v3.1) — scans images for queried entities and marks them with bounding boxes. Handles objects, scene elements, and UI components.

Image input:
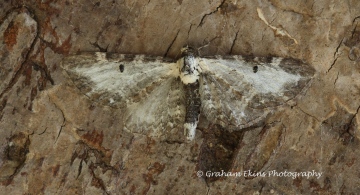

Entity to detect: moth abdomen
[183,80,201,141]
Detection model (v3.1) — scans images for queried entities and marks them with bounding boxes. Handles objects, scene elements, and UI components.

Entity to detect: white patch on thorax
[178,57,200,85]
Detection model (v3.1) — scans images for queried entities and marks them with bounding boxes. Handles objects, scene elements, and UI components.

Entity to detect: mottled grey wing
[62,52,185,136]
[198,55,315,130]
[123,77,185,136]
[62,52,178,107]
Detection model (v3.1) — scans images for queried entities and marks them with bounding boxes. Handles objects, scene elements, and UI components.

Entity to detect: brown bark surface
[0,1,359,194]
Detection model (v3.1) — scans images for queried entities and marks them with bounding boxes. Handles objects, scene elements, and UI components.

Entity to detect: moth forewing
[62,48,315,141]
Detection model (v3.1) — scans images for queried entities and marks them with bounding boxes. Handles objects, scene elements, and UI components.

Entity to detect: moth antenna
[196,37,219,56]
[175,45,187,59]
[197,43,210,51]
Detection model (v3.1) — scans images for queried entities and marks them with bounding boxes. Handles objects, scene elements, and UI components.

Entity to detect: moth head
[180,46,197,57]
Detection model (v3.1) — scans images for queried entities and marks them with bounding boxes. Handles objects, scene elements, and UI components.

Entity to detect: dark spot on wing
[119,64,124,72]
[253,65,258,73]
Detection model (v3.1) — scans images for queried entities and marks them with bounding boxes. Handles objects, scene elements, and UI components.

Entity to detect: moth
[62,47,315,141]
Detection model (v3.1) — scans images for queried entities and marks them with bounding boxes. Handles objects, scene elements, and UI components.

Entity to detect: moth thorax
[179,55,199,85]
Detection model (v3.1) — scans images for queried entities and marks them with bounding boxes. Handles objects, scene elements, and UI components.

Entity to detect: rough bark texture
[0,0,360,194]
